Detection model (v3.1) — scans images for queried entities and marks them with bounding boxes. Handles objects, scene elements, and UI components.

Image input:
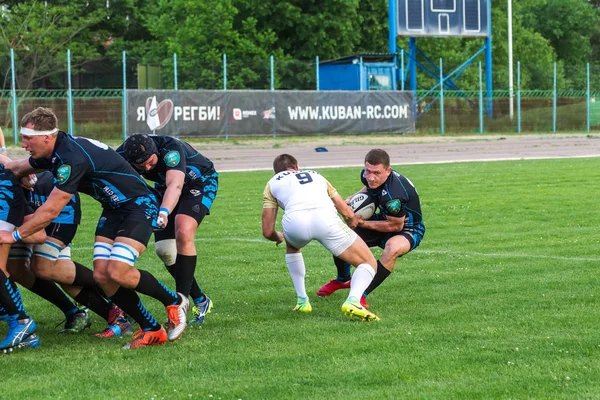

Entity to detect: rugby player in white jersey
[261,154,380,321]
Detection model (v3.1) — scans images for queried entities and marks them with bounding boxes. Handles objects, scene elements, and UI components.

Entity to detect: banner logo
[233,108,242,120]
[145,97,174,130]
[233,108,258,120]
[263,107,276,120]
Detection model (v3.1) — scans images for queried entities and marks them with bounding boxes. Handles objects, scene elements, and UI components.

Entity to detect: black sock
[333,256,351,282]
[364,260,392,296]
[109,286,158,331]
[0,271,28,319]
[74,288,111,321]
[174,254,196,297]
[189,280,205,304]
[72,261,97,288]
[166,263,204,303]
[29,278,78,316]
[136,269,179,306]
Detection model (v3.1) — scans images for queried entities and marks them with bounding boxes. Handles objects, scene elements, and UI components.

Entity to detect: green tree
[144,0,279,90]
[0,1,110,89]
[521,0,600,89]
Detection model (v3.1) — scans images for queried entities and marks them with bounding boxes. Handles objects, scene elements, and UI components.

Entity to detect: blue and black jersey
[29,132,156,209]
[24,171,81,225]
[116,135,217,192]
[360,168,424,233]
[0,165,26,226]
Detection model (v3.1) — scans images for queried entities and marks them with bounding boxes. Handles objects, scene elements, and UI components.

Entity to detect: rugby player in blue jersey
[317,149,425,307]
[117,134,218,325]
[7,171,130,336]
[0,164,47,352]
[0,107,189,349]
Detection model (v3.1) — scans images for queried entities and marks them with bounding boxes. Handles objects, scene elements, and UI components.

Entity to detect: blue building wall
[318,56,397,91]
[319,63,361,90]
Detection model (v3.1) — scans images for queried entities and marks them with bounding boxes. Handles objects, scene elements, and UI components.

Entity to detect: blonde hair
[20,107,58,132]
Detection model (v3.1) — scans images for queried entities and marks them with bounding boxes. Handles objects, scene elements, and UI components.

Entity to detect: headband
[20,127,58,136]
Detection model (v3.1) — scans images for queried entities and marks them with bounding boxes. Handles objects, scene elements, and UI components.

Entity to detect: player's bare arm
[156,169,185,228]
[4,158,43,178]
[261,207,284,245]
[18,215,46,244]
[0,187,72,244]
[161,169,185,212]
[331,193,359,229]
[358,214,405,232]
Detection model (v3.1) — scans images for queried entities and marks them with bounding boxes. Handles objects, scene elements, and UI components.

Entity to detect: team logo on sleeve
[385,199,401,214]
[163,151,181,167]
[56,165,71,185]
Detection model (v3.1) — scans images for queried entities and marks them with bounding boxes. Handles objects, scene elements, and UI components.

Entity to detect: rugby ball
[349,193,376,220]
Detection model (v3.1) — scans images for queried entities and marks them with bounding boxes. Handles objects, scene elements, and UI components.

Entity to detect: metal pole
[479,61,483,134]
[270,55,275,90]
[587,63,590,132]
[388,0,397,54]
[508,0,514,120]
[10,48,18,144]
[223,54,227,90]
[440,58,444,135]
[553,62,556,133]
[409,38,417,91]
[485,1,493,117]
[67,49,74,134]
[401,49,405,91]
[173,53,178,90]
[316,55,320,90]
[359,57,365,90]
[517,61,521,133]
[122,50,127,140]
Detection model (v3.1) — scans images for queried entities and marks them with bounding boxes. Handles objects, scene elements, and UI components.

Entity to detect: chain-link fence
[1,51,599,141]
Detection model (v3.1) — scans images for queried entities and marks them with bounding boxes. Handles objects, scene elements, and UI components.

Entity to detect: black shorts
[0,168,26,227]
[154,177,218,242]
[45,223,78,246]
[95,195,158,246]
[355,221,425,253]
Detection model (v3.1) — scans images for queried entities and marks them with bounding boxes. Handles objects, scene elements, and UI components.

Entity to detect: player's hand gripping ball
[349,193,376,220]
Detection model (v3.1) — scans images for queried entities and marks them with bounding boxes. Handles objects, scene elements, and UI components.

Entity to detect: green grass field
[2,157,600,399]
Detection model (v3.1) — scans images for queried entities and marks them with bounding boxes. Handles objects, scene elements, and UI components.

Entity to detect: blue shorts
[154,175,218,241]
[95,194,158,246]
[355,221,425,254]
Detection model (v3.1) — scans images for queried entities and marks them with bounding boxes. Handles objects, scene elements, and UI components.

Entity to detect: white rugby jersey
[263,170,338,213]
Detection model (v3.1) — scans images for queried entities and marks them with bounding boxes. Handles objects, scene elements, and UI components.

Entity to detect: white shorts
[282,208,357,256]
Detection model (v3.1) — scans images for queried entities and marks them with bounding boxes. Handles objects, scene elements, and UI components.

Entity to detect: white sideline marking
[219,154,600,173]
[71,237,600,262]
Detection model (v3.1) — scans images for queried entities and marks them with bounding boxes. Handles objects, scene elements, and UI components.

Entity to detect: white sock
[285,253,307,299]
[348,263,376,300]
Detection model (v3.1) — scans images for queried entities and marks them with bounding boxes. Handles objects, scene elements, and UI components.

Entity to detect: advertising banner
[127,90,414,137]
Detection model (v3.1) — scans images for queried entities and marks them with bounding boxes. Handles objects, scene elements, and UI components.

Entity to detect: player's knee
[30,260,53,280]
[106,262,128,284]
[175,227,195,248]
[385,238,411,259]
[155,239,177,266]
[93,267,111,286]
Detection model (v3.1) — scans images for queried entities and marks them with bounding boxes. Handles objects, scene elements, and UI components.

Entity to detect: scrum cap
[123,134,158,164]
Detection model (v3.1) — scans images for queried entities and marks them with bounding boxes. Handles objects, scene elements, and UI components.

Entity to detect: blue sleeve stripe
[94,244,112,251]
[69,137,96,171]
